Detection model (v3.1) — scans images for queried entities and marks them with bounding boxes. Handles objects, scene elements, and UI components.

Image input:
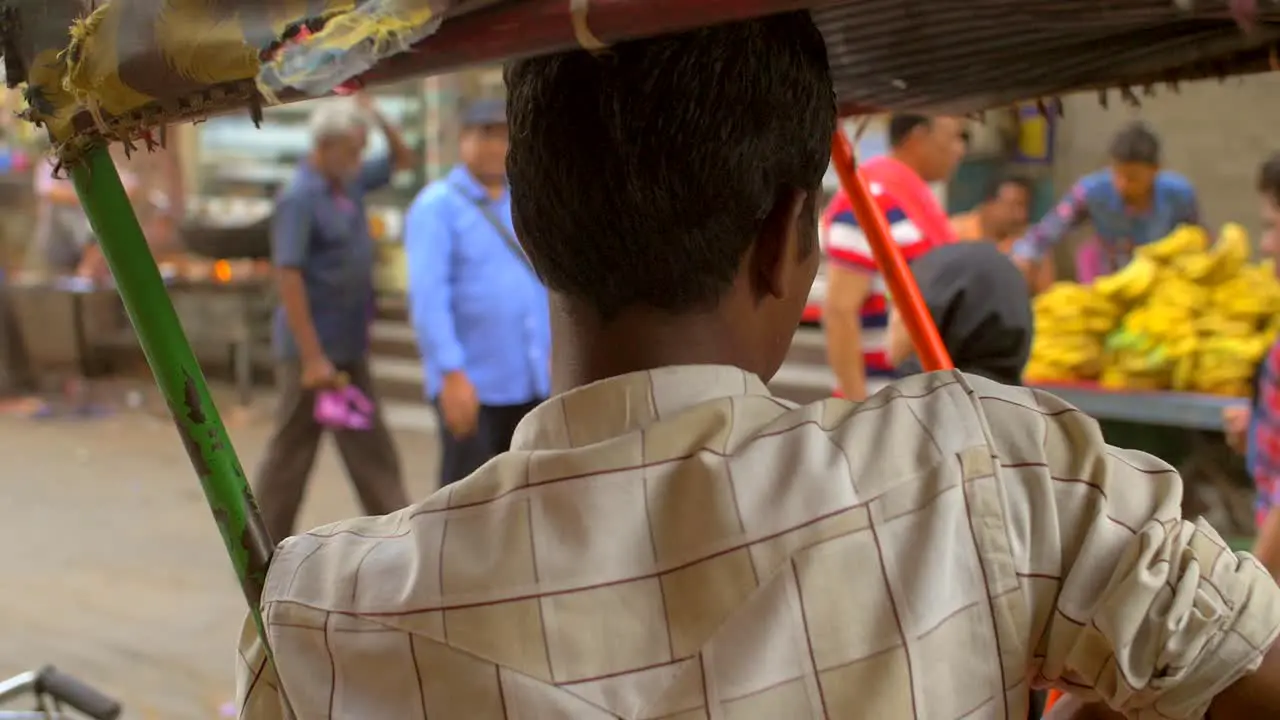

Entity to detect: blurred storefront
[1,69,505,403]
[190,68,503,295]
[0,83,41,272]
[181,69,504,400]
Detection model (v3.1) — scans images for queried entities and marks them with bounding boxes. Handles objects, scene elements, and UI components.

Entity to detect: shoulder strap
[446,181,535,275]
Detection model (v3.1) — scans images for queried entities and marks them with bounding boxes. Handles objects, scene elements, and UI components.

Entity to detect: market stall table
[4,272,271,408]
[1031,381,1246,431]
[4,276,128,383]
[166,276,272,408]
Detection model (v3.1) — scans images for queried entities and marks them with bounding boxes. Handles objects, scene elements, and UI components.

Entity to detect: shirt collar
[447,164,504,202]
[297,160,347,196]
[511,365,772,451]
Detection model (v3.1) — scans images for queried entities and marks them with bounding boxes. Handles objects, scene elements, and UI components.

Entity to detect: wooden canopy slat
[815,0,1280,114]
[357,0,1280,116]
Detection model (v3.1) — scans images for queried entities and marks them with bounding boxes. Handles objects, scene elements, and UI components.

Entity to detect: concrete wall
[1052,73,1280,242]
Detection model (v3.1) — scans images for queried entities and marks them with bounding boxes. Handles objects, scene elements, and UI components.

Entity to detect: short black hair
[1109,122,1161,165]
[1259,153,1280,205]
[505,13,835,320]
[983,173,1033,203]
[888,114,931,148]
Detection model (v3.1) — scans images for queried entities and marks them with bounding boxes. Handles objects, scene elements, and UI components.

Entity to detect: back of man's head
[504,13,835,321]
[908,242,1032,386]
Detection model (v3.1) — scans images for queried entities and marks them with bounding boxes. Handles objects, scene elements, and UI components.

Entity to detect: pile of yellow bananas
[1025,281,1121,382]
[1091,223,1280,396]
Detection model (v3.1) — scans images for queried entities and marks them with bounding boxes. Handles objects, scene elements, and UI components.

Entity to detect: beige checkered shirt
[237,367,1280,719]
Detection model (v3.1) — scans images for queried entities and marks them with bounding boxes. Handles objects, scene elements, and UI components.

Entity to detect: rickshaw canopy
[2,0,1278,164]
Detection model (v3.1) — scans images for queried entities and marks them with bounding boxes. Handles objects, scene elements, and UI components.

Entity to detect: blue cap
[462,98,506,127]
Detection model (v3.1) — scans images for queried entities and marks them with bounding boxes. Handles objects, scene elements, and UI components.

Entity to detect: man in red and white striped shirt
[821,114,966,399]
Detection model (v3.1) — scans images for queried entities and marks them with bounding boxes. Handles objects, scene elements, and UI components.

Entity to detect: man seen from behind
[238,16,1280,719]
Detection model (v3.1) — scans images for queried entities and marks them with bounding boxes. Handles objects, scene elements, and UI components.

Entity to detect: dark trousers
[253,359,409,543]
[0,284,29,395]
[1028,690,1046,719]
[436,399,541,488]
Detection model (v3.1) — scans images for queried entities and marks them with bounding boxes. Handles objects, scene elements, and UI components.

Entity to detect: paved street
[0,385,440,719]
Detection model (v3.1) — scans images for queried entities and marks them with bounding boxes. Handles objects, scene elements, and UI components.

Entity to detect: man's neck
[306,157,346,192]
[889,150,928,180]
[550,299,758,394]
[976,209,1004,242]
[464,166,506,200]
[1125,194,1154,213]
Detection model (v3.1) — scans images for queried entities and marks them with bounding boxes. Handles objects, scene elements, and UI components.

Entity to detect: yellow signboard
[1014,101,1056,164]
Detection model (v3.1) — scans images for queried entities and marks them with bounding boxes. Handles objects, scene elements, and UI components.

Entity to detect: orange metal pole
[828,130,953,372]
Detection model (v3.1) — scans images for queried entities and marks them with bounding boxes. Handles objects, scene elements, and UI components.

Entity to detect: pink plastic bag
[314,383,375,431]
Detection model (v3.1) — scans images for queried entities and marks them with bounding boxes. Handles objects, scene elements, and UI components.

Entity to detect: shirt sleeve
[1178,185,1202,227]
[356,155,395,194]
[1011,182,1090,262]
[235,612,286,719]
[404,192,466,385]
[975,382,1280,720]
[271,192,312,269]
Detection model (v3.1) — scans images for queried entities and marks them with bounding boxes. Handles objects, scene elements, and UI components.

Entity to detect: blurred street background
[0,382,439,719]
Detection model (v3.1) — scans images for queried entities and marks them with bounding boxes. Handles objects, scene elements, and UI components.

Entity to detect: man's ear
[752,187,809,301]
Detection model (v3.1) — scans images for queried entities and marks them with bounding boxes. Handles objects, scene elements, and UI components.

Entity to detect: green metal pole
[69,145,276,645]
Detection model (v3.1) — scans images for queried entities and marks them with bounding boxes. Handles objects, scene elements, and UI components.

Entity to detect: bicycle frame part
[0,670,105,720]
[68,147,277,654]
[0,673,37,707]
[828,129,953,372]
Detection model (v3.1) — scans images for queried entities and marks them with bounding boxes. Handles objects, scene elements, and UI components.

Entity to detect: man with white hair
[253,93,415,543]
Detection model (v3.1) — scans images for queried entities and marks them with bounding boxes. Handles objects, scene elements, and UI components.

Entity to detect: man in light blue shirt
[405,99,551,487]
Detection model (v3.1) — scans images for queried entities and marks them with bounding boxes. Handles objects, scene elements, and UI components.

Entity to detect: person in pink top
[821,114,966,400]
